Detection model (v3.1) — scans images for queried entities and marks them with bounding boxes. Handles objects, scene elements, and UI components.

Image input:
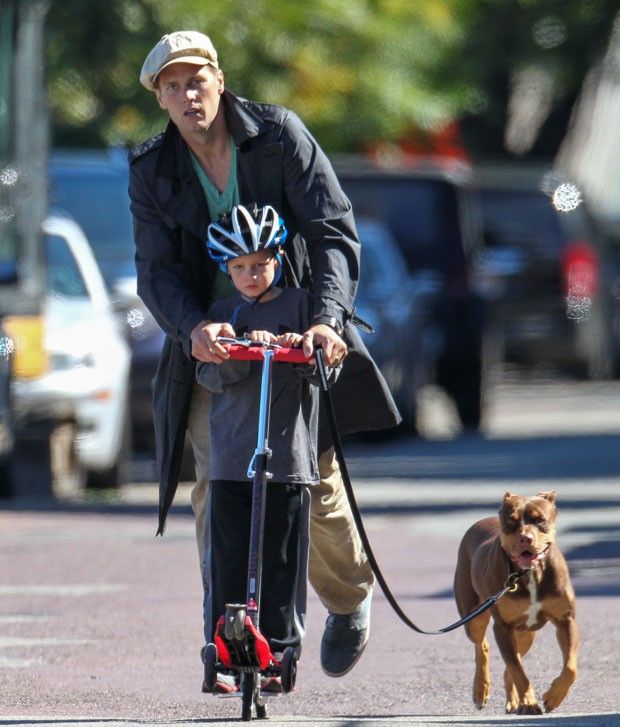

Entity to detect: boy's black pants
[209,479,303,656]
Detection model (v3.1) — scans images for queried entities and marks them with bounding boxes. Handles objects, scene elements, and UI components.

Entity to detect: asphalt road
[1,372,620,726]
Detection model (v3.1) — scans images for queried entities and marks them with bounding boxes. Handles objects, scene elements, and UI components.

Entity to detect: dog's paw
[543,680,570,712]
[504,682,519,713]
[505,694,542,715]
[473,679,490,709]
[516,702,543,715]
[505,697,519,714]
[543,667,576,712]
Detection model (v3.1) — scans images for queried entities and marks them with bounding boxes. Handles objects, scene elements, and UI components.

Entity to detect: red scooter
[202,338,309,721]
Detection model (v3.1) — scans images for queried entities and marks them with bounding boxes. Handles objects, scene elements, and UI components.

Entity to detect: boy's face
[227,249,279,298]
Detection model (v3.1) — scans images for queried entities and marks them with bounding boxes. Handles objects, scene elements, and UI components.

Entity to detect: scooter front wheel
[241,671,256,721]
[202,642,217,693]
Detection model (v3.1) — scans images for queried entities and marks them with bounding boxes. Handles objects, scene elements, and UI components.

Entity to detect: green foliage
[46,0,470,151]
[47,0,163,146]
[46,0,617,156]
[438,0,618,157]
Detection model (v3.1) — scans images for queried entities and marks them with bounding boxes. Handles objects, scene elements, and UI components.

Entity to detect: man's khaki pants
[188,383,374,615]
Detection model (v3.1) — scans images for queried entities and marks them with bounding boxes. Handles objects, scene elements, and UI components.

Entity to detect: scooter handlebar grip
[224,344,311,363]
[273,347,312,363]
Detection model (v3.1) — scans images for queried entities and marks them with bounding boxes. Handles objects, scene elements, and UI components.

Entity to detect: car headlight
[49,351,96,371]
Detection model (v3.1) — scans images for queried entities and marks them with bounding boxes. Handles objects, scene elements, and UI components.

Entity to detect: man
[129,30,400,682]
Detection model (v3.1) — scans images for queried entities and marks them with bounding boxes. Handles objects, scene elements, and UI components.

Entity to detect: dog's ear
[503,491,515,502]
[537,490,557,504]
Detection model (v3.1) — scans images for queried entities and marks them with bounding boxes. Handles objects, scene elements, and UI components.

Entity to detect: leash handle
[315,349,522,636]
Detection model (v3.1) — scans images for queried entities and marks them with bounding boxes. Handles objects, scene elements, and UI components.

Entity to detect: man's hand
[301,324,347,367]
[190,320,236,363]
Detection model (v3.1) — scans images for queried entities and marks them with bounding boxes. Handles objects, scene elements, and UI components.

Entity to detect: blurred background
[2,0,620,498]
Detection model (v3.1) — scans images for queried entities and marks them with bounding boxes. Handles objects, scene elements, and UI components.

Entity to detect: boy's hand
[246,330,277,345]
[191,320,235,363]
[302,324,347,367]
[276,332,303,348]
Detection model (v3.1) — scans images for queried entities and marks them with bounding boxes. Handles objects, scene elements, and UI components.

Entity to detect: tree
[450,0,619,160]
[45,0,618,159]
[46,0,472,151]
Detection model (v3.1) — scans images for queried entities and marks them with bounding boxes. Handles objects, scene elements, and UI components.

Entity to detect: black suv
[473,163,617,379]
[334,156,488,431]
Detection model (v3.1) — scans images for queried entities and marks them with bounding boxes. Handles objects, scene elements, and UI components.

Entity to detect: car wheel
[453,365,482,430]
[438,350,485,432]
[0,458,12,498]
[85,408,131,491]
[580,304,614,381]
[85,462,121,490]
[51,422,85,494]
[395,387,419,435]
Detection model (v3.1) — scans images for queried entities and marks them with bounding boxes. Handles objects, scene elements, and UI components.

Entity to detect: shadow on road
[3,430,619,600]
[335,717,620,726]
[1,715,618,726]
[346,431,620,481]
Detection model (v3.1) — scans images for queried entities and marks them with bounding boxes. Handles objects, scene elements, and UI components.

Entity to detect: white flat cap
[140,31,219,91]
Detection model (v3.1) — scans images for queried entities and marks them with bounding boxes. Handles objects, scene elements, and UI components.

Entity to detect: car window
[49,172,134,265]
[339,176,465,274]
[479,189,567,251]
[46,233,88,299]
[357,218,406,300]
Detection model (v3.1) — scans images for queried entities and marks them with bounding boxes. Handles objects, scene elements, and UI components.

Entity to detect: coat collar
[154,89,267,180]
[222,89,268,147]
[152,90,271,239]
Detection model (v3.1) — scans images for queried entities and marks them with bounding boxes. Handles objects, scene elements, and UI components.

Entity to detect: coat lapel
[237,143,284,209]
[151,93,285,239]
[224,91,284,208]
[160,180,211,241]
[154,122,212,240]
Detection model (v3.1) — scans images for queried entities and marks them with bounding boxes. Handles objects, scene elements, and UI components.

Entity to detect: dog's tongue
[516,549,536,567]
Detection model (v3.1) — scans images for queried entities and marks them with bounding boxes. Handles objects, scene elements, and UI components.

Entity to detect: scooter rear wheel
[280,646,297,693]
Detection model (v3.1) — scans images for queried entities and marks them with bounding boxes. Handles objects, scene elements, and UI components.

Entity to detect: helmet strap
[241,282,274,306]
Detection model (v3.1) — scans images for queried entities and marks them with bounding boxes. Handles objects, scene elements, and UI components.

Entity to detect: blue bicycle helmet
[207,204,288,278]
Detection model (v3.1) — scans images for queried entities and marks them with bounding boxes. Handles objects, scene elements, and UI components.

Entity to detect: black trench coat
[129,90,400,534]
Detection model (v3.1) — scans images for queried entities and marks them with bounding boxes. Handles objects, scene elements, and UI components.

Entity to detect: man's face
[155,62,224,137]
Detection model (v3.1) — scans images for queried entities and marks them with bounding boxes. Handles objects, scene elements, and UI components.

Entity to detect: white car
[10,212,131,489]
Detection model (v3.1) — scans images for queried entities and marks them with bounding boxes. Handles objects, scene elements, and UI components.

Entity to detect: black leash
[315,349,525,635]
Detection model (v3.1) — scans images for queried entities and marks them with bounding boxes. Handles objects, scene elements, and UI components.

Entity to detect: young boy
[197,203,330,693]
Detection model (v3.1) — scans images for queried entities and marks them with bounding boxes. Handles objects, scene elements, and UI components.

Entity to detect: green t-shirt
[190,138,239,301]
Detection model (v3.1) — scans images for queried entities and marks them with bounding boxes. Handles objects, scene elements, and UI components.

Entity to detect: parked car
[335,156,488,431]
[48,149,163,450]
[7,211,131,489]
[473,164,617,379]
[354,217,441,433]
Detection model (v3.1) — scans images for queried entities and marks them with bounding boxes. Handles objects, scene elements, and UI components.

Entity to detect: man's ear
[154,87,167,110]
[216,68,225,94]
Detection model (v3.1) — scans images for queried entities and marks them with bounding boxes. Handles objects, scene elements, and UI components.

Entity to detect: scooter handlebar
[222,343,311,364]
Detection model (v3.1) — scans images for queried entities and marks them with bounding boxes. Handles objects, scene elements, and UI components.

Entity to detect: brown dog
[454,491,578,714]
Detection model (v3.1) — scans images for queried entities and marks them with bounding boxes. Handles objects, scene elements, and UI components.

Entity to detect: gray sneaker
[320,591,372,677]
